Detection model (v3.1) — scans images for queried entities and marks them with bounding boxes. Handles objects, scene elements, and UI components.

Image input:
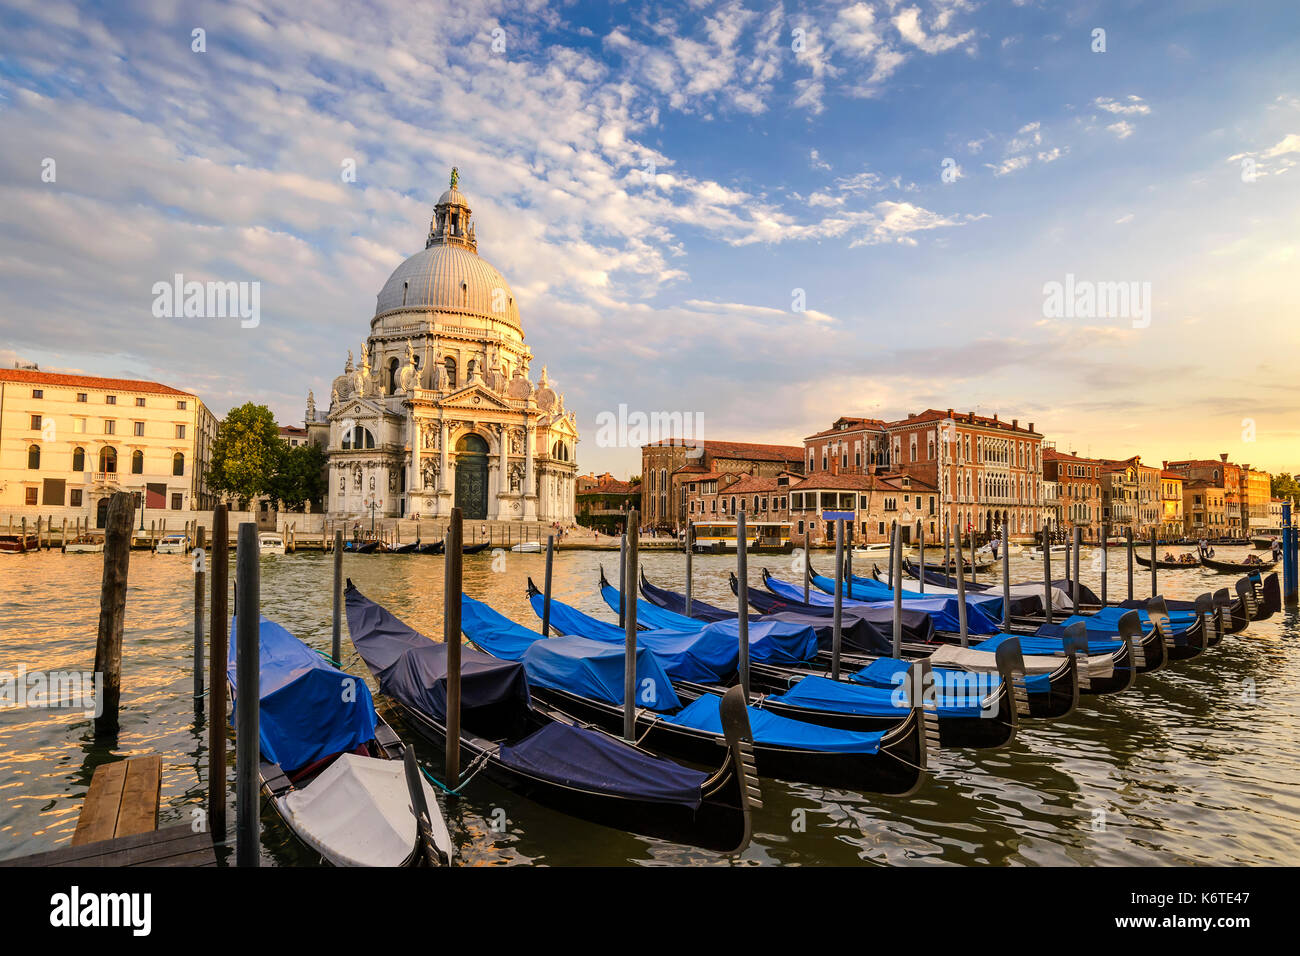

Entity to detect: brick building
[788,469,939,547]
[1042,448,1103,542]
[575,472,641,534]
[803,409,1044,543]
[640,439,803,532]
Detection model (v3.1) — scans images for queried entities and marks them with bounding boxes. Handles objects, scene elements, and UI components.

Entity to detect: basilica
[306,170,578,522]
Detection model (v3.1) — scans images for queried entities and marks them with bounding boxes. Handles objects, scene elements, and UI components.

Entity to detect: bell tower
[426,167,477,252]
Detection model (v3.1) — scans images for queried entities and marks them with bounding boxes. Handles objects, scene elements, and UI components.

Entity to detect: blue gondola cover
[346,586,531,724]
[497,722,708,808]
[227,616,377,773]
[663,693,884,753]
[522,635,683,711]
[768,673,986,718]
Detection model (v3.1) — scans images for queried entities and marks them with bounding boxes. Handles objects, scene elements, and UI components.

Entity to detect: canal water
[2,545,1297,866]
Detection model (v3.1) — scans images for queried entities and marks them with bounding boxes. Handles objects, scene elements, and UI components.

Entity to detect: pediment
[329,396,387,420]
[437,384,514,413]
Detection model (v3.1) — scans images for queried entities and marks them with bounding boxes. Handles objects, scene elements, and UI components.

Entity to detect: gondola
[467,587,933,791]
[345,539,380,553]
[462,541,492,555]
[386,541,421,554]
[1134,552,1199,570]
[227,614,453,866]
[345,582,761,853]
[417,540,445,554]
[573,577,1017,750]
[1200,555,1277,574]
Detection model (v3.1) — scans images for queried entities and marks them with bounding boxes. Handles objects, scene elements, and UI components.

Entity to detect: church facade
[307,170,578,523]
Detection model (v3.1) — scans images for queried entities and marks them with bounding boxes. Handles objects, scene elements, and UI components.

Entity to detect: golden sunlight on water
[1,545,1298,866]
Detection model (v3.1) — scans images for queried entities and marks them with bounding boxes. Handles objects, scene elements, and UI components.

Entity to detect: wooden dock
[0,755,217,868]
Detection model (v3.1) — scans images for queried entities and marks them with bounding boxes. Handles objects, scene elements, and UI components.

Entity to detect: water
[1,544,1297,866]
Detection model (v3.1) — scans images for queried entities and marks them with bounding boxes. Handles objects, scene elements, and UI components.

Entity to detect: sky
[1,0,1298,478]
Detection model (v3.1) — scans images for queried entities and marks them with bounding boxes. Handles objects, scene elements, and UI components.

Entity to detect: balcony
[91,472,119,484]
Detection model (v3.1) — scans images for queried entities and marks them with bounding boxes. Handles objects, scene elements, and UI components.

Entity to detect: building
[641,439,803,532]
[574,473,640,534]
[788,469,939,547]
[1240,465,1272,534]
[314,169,578,523]
[1166,456,1240,539]
[1041,448,1103,541]
[0,367,216,525]
[803,409,1043,542]
[1183,478,1226,537]
[1098,457,1141,532]
[686,473,795,527]
[279,425,310,448]
[1159,470,1184,539]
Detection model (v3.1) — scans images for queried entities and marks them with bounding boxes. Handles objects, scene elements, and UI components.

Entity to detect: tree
[207,403,284,501]
[270,442,328,511]
[1271,472,1300,504]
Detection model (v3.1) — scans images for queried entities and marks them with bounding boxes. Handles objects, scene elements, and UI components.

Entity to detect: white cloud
[1094,95,1151,116]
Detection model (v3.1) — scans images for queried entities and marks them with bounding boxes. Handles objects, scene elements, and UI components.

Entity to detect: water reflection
[1,545,1297,865]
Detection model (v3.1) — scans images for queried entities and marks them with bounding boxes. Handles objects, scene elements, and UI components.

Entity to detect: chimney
[1028,423,1034,433]
[1220,453,1228,462]
[1012,418,1018,429]
[831,459,839,476]
[993,413,998,422]
[947,407,954,419]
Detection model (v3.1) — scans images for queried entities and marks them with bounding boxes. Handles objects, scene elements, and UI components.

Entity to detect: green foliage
[1271,473,1300,503]
[207,403,283,501]
[271,442,328,511]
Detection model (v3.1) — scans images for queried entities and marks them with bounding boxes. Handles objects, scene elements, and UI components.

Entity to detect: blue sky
[1,0,1298,476]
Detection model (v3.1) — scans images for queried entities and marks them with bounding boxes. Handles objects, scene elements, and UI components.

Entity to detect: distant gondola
[417,540,445,554]
[461,541,492,555]
[386,541,421,554]
[1200,555,1277,574]
[345,582,761,854]
[1134,552,1199,570]
[345,540,380,553]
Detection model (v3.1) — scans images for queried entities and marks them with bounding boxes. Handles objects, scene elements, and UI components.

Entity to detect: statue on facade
[423,458,438,487]
[306,389,316,421]
[508,461,524,493]
[399,341,417,392]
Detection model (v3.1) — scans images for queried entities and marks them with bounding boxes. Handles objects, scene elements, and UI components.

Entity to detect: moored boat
[1201,555,1277,574]
[345,581,762,854]
[258,532,286,555]
[155,533,188,554]
[227,615,453,866]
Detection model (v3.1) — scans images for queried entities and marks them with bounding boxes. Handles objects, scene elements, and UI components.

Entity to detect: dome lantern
[427,166,476,252]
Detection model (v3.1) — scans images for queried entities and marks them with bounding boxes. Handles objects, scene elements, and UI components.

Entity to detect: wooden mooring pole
[332,530,343,664]
[208,505,229,842]
[234,522,260,867]
[93,492,133,737]
[738,507,752,693]
[193,526,205,701]
[444,509,463,793]
[542,535,554,637]
[623,511,639,741]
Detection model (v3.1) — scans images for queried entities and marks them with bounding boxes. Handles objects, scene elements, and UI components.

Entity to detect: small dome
[436,186,470,208]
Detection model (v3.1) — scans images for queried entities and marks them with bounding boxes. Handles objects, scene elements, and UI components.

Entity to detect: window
[27,444,40,469]
[131,450,144,474]
[77,393,87,403]
[32,389,43,399]
[177,400,187,410]
[25,488,37,505]
[171,493,183,510]
[135,397,146,407]
[71,489,82,507]
[105,420,116,435]
[444,357,457,388]
[100,447,117,473]
[134,421,145,437]
[72,447,85,471]
[106,395,116,405]
[175,424,186,440]
[173,453,185,476]
[30,414,41,430]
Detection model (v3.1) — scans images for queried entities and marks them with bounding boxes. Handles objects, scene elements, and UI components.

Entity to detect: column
[523,423,537,520]
[438,421,448,492]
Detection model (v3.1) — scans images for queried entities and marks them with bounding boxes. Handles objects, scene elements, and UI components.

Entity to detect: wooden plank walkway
[1,825,217,867]
[1,754,218,867]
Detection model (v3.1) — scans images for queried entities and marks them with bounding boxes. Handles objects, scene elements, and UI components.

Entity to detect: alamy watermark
[1,666,102,717]
[151,273,260,328]
[1042,273,1151,329]
[594,404,705,458]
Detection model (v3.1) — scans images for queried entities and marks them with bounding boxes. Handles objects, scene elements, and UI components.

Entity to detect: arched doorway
[454,433,489,519]
[96,497,110,528]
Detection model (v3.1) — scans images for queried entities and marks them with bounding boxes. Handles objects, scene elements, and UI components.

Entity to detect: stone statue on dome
[399,341,417,392]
